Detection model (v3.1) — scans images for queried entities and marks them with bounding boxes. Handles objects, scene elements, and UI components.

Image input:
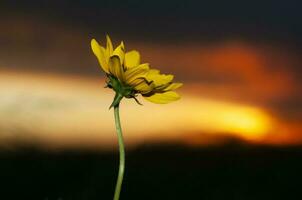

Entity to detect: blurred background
[0,0,302,199]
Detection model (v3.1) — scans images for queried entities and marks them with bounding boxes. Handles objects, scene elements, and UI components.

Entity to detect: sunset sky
[0,0,301,150]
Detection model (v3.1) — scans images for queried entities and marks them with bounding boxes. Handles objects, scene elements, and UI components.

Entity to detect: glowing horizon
[0,70,281,150]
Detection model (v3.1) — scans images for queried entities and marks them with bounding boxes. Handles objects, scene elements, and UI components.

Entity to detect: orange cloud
[134,40,297,101]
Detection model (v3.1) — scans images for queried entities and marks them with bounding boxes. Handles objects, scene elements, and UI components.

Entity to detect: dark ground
[0,143,301,200]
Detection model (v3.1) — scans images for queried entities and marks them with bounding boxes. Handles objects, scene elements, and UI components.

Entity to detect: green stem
[113,103,125,200]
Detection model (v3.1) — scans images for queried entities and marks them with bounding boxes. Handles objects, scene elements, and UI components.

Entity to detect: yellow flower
[91,35,182,106]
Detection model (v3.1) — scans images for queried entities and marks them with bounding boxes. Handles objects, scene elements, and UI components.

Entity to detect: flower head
[91,35,182,107]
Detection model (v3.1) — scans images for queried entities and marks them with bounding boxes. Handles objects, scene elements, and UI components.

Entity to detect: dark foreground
[0,143,301,200]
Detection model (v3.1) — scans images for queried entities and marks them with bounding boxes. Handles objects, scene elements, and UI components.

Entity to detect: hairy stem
[113,104,125,200]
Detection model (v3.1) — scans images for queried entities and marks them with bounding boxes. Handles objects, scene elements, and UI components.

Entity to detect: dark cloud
[1,0,302,44]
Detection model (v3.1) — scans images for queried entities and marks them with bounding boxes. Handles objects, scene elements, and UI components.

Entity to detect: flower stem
[113,103,125,200]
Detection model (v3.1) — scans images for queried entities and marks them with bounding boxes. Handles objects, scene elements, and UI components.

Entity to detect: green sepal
[107,74,142,108]
[133,96,143,106]
[110,93,123,109]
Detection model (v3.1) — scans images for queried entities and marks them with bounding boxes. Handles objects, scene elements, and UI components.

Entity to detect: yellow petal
[109,56,124,81]
[124,63,150,84]
[113,41,125,64]
[148,69,160,75]
[146,70,174,86]
[91,39,109,73]
[134,81,153,94]
[124,50,140,69]
[106,35,113,55]
[128,78,145,86]
[164,83,183,91]
[143,91,181,104]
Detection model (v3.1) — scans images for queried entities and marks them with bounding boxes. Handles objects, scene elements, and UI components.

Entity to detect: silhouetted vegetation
[0,143,301,200]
